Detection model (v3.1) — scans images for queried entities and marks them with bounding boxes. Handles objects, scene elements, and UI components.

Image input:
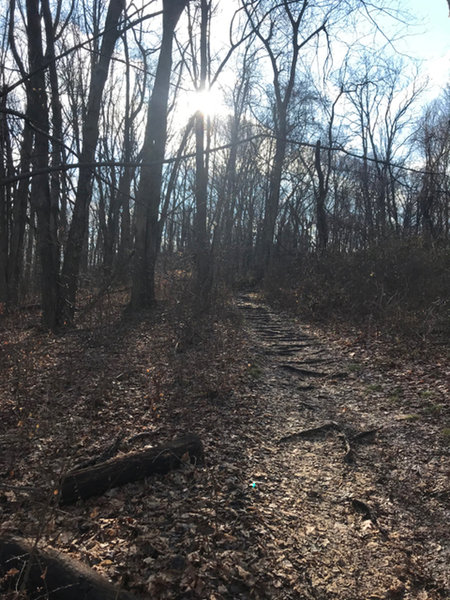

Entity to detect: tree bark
[130,0,188,310]
[193,0,213,305]
[314,140,328,251]
[58,0,124,326]
[26,0,60,330]
[59,434,203,505]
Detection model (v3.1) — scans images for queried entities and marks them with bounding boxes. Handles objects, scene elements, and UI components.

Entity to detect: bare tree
[192,0,212,302]
[416,86,450,239]
[344,55,424,241]
[58,0,124,326]
[24,0,60,329]
[130,0,189,310]
[242,0,328,275]
[211,44,256,278]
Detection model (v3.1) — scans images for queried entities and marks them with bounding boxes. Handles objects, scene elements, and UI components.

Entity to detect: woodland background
[0,2,449,598]
[0,0,448,338]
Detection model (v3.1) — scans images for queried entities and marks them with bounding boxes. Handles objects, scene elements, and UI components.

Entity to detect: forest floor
[0,289,449,599]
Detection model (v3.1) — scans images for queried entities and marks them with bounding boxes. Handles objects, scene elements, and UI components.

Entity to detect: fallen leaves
[0,295,449,598]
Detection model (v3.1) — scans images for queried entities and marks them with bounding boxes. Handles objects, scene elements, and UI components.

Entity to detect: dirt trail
[227,293,449,600]
[1,295,448,599]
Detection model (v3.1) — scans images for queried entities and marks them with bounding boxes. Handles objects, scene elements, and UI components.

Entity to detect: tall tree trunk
[0,90,12,306]
[23,209,36,294]
[130,0,188,310]
[6,0,31,306]
[193,0,211,304]
[26,0,60,329]
[0,192,6,306]
[42,0,67,250]
[117,31,135,281]
[260,118,287,272]
[58,0,124,325]
[0,181,7,308]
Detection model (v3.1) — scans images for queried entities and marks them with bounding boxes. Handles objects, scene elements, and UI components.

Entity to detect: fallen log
[59,434,204,505]
[0,537,139,600]
[72,433,124,471]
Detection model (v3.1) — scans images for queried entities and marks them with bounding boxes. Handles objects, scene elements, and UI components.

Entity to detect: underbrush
[264,239,450,351]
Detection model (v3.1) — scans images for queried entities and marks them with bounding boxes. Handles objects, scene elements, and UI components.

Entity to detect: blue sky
[209,0,449,115]
[397,0,449,95]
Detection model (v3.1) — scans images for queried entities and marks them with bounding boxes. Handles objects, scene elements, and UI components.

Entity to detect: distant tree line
[0,0,448,329]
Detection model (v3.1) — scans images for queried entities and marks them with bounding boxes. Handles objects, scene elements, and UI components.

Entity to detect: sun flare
[193,89,222,116]
[180,87,226,122]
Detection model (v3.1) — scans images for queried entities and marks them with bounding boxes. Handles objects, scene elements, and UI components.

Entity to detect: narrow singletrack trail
[223,293,449,600]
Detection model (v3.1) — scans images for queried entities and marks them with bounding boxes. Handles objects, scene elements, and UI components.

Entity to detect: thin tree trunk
[193,0,212,304]
[259,119,287,273]
[0,90,12,305]
[0,176,7,307]
[314,140,328,251]
[42,0,67,253]
[7,124,33,306]
[117,32,135,280]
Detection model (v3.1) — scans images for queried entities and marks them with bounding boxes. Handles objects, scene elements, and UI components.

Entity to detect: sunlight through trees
[0,0,448,328]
